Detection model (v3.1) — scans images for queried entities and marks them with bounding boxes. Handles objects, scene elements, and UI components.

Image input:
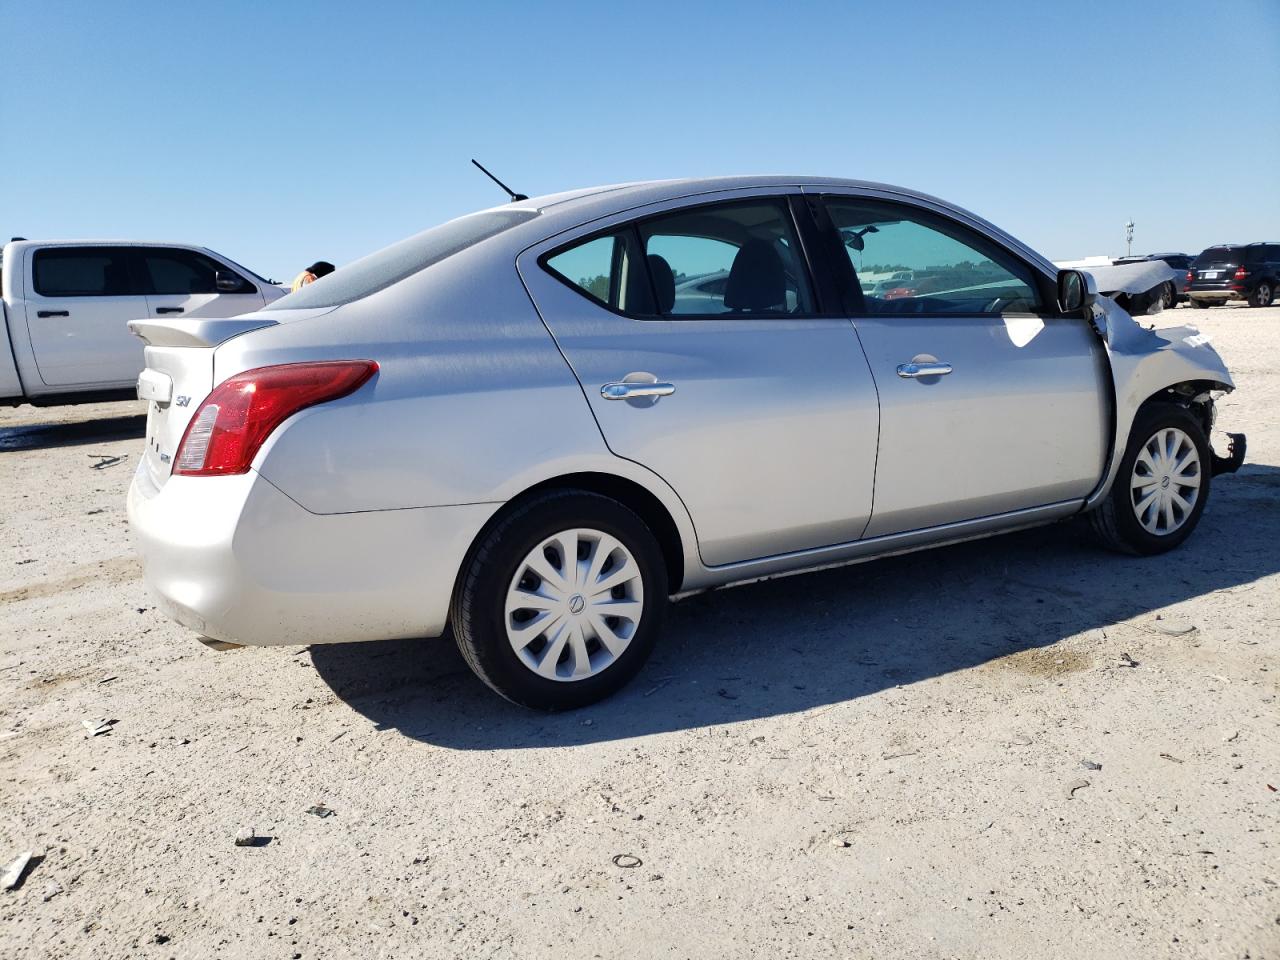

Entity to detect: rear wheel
[1089,404,1211,555]
[451,491,667,710]
[1250,281,1274,308]
[1160,282,1176,311]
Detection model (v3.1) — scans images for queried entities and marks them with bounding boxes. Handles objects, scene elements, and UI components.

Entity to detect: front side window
[142,249,251,295]
[638,199,814,316]
[825,198,1039,315]
[32,247,136,297]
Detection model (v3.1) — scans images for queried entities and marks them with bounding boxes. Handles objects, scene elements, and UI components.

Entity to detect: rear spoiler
[128,316,276,348]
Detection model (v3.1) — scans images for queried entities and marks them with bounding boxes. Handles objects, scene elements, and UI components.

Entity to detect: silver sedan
[127,177,1246,709]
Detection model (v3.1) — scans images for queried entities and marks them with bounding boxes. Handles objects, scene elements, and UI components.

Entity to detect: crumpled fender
[1087,297,1235,508]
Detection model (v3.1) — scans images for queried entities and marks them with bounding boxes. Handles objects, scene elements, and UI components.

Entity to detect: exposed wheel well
[459,473,687,599]
[1136,379,1232,436]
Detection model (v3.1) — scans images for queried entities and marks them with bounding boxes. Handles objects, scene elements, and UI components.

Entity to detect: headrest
[647,254,676,313]
[724,238,785,311]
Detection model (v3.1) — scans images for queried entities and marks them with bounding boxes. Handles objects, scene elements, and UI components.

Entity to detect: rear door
[518,191,880,567]
[138,247,265,320]
[818,192,1109,537]
[22,245,148,386]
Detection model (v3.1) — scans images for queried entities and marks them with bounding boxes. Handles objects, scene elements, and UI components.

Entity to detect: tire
[1160,282,1175,311]
[450,490,667,710]
[1088,404,1212,556]
[1249,281,1274,308]
[1190,299,1209,309]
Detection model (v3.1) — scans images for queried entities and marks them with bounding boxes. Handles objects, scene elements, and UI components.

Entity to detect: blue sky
[2,0,1277,279]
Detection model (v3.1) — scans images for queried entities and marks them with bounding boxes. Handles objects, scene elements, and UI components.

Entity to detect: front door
[23,245,148,387]
[819,194,1110,538]
[139,247,266,320]
[520,193,880,567]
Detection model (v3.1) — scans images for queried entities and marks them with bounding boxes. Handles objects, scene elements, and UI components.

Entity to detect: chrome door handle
[601,381,676,400]
[896,361,953,379]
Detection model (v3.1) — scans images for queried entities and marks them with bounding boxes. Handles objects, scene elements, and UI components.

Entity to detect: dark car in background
[1113,252,1193,308]
[1187,244,1280,308]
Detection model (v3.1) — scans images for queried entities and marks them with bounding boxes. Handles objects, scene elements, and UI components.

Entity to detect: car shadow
[0,412,146,452]
[311,463,1280,749]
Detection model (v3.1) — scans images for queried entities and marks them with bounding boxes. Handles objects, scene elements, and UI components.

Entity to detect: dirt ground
[1,304,1277,960]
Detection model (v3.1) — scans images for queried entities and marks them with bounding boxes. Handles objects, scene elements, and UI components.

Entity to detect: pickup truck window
[141,248,252,295]
[33,247,136,297]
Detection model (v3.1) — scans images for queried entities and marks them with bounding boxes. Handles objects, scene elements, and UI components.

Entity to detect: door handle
[155,307,185,315]
[601,381,676,400]
[37,310,70,318]
[896,360,953,379]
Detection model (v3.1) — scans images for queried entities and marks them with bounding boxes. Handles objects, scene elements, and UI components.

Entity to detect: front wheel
[1249,282,1274,308]
[1089,404,1212,555]
[451,491,667,710]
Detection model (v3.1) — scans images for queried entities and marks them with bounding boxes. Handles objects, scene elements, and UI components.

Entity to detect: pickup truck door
[138,247,266,321]
[21,245,148,387]
[817,193,1110,537]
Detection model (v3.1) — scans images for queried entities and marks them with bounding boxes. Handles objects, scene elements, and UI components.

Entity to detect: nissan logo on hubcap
[1161,476,1170,488]
[568,595,586,615]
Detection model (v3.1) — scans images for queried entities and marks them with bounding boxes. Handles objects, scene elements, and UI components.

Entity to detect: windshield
[266,209,539,311]
[1194,246,1243,266]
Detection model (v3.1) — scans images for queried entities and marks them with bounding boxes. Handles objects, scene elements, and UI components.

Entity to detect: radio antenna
[471,159,528,202]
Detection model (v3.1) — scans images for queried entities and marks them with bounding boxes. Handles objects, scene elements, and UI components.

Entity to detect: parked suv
[1186,243,1280,308]
[1113,252,1193,308]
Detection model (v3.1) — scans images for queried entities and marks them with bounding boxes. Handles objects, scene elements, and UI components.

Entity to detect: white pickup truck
[1,239,286,406]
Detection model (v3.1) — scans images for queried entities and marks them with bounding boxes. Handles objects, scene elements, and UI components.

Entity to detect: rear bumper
[127,466,498,646]
[1187,288,1243,302]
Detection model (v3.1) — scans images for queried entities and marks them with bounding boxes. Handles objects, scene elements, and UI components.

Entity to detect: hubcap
[504,528,644,681]
[1130,427,1201,536]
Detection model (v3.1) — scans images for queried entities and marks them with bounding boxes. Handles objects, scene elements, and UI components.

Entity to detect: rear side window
[32,247,136,297]
[266,209,539,311]
[545,230,654,314]
[543,198,816,318]
[1194,246,1243,266]
[142,248,252,295]
[638,200,814,316]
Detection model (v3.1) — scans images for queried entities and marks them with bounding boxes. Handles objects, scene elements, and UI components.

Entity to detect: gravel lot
[2,305,1277,960]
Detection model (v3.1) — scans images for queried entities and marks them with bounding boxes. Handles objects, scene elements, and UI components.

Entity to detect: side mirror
[1057,269,1097,313]
[215,270,245,293]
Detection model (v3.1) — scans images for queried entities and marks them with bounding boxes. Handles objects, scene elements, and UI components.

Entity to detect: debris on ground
[1159,752,1184,764]
[1066,779,1091,798]
[1082,759,1103,771]
[829,837,852,848]
[41,881,63,902]
[234,829,257,847]
[81,718,116,737]
[2,851,34,890]
[1118,653,1139,668]
[1152,615,1197,636]
[612,854,642,868]
[1010,735,1033,746]
[306,805,335,819]
[87,454,127,470]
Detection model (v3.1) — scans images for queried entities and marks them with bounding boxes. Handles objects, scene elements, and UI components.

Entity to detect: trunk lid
[1191,246,1242,285]
[129,315,277,490]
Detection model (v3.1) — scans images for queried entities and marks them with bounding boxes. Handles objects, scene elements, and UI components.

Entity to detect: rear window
[1193,246,1243,266]
[265,209,538,311]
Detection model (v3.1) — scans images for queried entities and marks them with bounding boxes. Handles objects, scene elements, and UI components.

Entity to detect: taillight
[1233,266,1248,280]
[1185,270,1194,284]
[173,361,378,476]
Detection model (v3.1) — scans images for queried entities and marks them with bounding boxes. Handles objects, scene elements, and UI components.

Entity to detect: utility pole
[1125,220,1135,257]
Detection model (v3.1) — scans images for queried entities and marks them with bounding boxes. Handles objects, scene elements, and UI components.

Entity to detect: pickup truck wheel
[1089,404,1211,556]
[450,490,667,710]
[1249,282,1273,308]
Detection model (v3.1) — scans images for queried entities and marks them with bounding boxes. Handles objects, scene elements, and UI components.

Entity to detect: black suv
[1113,252,1194,308]
[1187,243,1280,308]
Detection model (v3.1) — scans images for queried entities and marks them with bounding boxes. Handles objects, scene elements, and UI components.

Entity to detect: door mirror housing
[215,270,247,293]
[1057,269,1097,313]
